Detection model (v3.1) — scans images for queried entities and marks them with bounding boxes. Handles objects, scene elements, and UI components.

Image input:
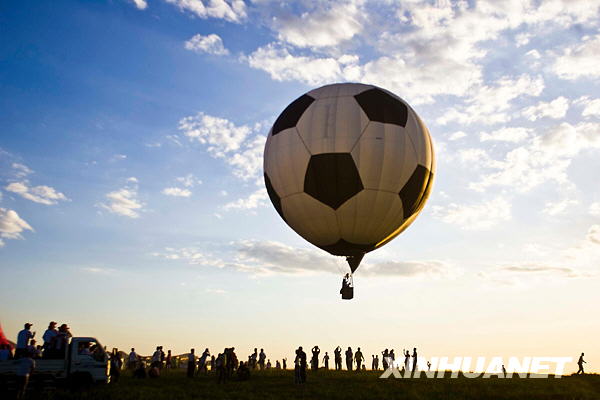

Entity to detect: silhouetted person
[311,346,320,370]
[16,353,35,399]
[216,353,226,383]
[250,348,258,369]
[427,361,431,371]
[502,364,507,376]
[355,347,364,371]
[237,361,250,380]
[187,348,196,378]
[210,355,215,372]
[577,353,586,374]
[412,348,418,372]
[110,349,122,382]
[128,348,138,369]
[389,349,395,365]
[165,350,172,369]
[276,360,281,369]
[52,324,71,359]
[323,352,330,369]
[334,346,342,370]
[42,322,57,357]
[372,355,379,370]
[298,347,307,383]
[382,349,389,370]
[258,348,266,370]
[345,347,353,371]
[283,358,287,370]
[198,348,210,374]
[16,323,35,359]
[403,349,410,371]
[133,362,146,379]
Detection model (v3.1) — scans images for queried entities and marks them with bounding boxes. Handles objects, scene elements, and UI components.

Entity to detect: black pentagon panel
[304,153,363,210]
[354,88,408,127]
[272,94,315,136]
[399,164,430,219]
[264,173,285,222]
[319,239,375,257]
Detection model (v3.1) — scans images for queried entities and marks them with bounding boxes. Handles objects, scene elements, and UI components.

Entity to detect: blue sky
[2,0,600,371]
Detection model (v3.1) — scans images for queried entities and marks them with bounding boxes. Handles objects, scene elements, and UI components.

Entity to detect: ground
[19,370,600,399]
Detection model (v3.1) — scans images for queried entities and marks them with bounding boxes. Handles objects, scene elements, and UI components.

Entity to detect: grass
[33,369,600,400]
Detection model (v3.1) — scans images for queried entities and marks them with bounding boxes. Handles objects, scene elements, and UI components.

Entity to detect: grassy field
[33,369,600,400]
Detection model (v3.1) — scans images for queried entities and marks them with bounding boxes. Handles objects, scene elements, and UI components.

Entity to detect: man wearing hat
[15,323,35,359]
[42,322,58,358]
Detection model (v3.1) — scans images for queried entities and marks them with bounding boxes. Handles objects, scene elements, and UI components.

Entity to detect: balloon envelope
[263,83,435,270]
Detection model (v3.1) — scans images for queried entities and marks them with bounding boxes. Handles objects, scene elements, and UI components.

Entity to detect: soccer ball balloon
[263,83,435,271]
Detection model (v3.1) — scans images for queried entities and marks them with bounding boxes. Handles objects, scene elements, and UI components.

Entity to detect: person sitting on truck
[15,323,35,359]
[42,321,57,357]
[79,342,92,356]
[16,353,35,400]
[26,339,41,359]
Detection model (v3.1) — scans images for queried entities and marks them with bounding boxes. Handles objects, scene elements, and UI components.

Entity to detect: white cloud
[273,1,363,48]
[542,198,579,216]
[222,188,268,211]
[437,74,544,125]
[469,122,600,193]
[590,202,600,217]
[162,187,192,197]
[5,181,69,205]
[553,35,600,80]
[11,163,33,178]
[448,131,467,141]
[575,96,600,118]
[480,127,531,143]
[479,263,591,287]
[176,173,202,187]
[165,0,246,23]
[0,208,33,244]
[154,240,457,278]
[185,33,229,55]
[587,224,600,245]
[131,0,148,10]
[246,44,350,86]
[99,180,144,218]
[178,112,265,181]
[206,288,227,294]
[432,197,511,230]
[522,96,569,121]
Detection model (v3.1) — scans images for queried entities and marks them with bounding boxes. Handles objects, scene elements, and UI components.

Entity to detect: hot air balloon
[263,83,435,297]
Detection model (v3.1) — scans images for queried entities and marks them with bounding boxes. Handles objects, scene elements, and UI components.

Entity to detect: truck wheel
[70,373,93,390]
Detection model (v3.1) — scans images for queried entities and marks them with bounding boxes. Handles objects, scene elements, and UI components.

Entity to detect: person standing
[198,348,210,374]
[403,349,410,372]
[250,348,258,369]
[311,346,320,370]
[323,352,330,370]
[16,354,35,399]
[165,350,172,370]
[355,348,364,371]
[577,353,586,374]
[412,348,418,372]
[187,349,196,378]
[16,323,35,359]
[128,348,138,369]
[42,322,57,358]
[110,349,122,383]
[282,358,287,370]
[258,348,266,370]
[373,355,379,370]
[382,349,389,370]
[334,346,342,370]
[345,347,353,371]
[298,346,307,383]
[151,347,162,369]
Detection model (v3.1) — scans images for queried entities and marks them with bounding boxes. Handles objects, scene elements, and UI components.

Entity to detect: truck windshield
[78,340,107,362]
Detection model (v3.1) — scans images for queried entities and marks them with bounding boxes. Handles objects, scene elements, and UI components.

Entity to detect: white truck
[0,337,110,389]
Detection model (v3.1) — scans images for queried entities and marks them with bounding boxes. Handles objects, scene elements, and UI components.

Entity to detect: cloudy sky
[2,0,599,372]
